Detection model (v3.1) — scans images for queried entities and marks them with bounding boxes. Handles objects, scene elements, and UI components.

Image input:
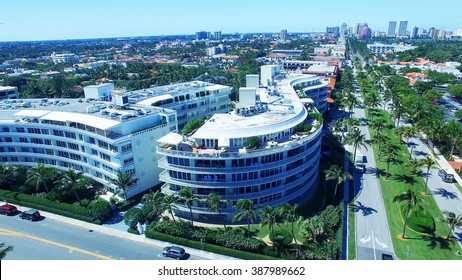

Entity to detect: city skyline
[0,0,461,41]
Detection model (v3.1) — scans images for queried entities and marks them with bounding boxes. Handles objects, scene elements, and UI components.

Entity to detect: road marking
[375,238,388,249]
[0,227,114,260]
[371,230,377,260]
[360,235,371,244]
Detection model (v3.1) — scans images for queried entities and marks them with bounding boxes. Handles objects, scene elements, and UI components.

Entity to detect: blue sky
[0,0,460,41]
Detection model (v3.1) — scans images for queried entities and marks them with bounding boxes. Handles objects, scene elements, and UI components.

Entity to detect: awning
[157,132,183,145]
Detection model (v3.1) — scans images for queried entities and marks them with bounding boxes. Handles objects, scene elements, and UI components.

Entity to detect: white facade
[0,86,19,100]
[157,74,324,222]
[83,83,115,100]
[246,75,260,88]
[261,65,281,86]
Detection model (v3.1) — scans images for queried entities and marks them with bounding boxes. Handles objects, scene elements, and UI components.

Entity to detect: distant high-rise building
[326,26,340,38]
[214,31,222,40]
[196,31,208,40]
[398,21,408,36]
[280,29,288,40]
[357,23,371,40]
[387,21,397,36]
[355,23,361,35]
[348,26,353,36]
[341,23,347,37]
[411,26,419,39]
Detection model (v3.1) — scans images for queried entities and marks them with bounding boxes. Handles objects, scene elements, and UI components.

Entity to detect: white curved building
[157,73,325,222]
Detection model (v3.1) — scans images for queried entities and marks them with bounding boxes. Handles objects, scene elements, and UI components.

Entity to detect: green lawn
[348,199,356,260]
[368,109,462,260]
[454,183,462,194]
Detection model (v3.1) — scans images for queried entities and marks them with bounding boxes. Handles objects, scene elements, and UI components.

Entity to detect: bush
[127,227,140,235]
[269,228,293,247]
[124,207,144,228]
[182,117,207,135]
[90,199,112,222]
[244,137,261,149]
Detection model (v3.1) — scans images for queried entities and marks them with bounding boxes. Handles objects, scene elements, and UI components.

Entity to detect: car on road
[162,246,186,259]
[382,253,393,260]
[0,204,17,216]
[19,208,41,221]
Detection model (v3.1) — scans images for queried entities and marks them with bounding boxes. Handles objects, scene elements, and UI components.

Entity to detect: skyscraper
[398,21,408,36]
[195,31,208,40]
[280,29,288,41]
[326,26,340,38]
[341,23,347,37]
[214,31,222,40]
[411,26,419,39]
[388,21,397,36]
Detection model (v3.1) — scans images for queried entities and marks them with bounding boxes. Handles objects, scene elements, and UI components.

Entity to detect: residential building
[51,53,79,64]
[326,26,340,38]
[340,23,348,37]
[411,27,419,39]
[280,29,288,41]
[157,70,324,223]
[214,31,222,40]
[195,31,208,40]
[0,86,19,100]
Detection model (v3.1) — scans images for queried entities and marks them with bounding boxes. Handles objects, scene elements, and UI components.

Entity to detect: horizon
[0,0,461,42]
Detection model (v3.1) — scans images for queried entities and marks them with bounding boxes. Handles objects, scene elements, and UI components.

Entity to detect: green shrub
[269,228,293,247]
[124,208,144,228]
[244,137,261,149]
[128,227,141,235]
[182,117,207,135]
[90,199,112,222]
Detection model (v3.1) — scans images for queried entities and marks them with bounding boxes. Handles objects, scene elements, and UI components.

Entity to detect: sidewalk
[11,204,238,260]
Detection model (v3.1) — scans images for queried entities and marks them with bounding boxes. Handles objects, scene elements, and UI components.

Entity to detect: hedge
[145,230,280,260]
[0,189,92,223]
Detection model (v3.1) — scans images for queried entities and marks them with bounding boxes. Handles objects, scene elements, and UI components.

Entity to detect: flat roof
[136,94,173,106]
[157,133,183,145]
[13,110,50,118]
[42,111,120,130]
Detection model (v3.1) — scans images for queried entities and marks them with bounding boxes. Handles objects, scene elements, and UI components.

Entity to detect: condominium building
[387,21,397,37]
[157,70,324,223]
[0,80,230,198]
[0,86,19,100]
[398,21,408,36]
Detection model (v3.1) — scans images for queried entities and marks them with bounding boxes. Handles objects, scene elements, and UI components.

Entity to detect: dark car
[162,246,186,259]
[0,204,17,216]
[19,208,41,221]
[382,253,393,260]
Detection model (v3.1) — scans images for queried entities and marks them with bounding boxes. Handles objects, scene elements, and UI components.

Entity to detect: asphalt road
[349,92,396,260]
[0,213,204,260]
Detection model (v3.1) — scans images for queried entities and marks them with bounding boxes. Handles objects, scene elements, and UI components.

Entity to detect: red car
[0,204,18,216]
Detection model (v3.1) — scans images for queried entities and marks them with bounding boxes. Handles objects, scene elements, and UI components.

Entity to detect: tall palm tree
[344,128,368,165]
[371,132,389,155]
[205,192,228,230]
[142,190,164,219]
[178,187,196,226]
[397,126,417,145]
[60,168,84,202]
[382,143,399,180]
[441,211,462,240]
[162,194,178,222]
[0,164,18,189]
[233,199,257,238]
[258,206,282,236]
[282,203,300,245]
[324,165,352,203]
[419,156,436,195]
[26,163,53,193]
[369,119,387,137]
[407,158,422,176]
[345,117,360,130]
[444,120,462,159]
[110,171,138,200]
[393,189,425,239]
[342,92,361,116]
[331,118,345,140]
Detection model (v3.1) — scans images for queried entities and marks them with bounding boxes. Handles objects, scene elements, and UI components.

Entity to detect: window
[28,128,41,134]
[56,140,67,148]
[68,143,79,150]
[121,144,132,153]
[16,127,25,133]
[65,131,76,139]
[21,147,30,152]
[41,129,49,134]
[53,130,64,137]
[100,152,111,162]
[123,157,134,165]
[19,137,28,143]
[2,127,10,132]
[44,139,51,145]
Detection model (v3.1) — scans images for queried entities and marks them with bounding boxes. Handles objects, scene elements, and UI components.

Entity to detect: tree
[26,163,54,193]
[444,120,462,159]
[0,242,13,260]
[344,128,368,165]
[205,193,228,230]
[300,216,325,241]
[324,165,352,203]
[124,208,144,229]
[0,164,18,189]
[60,168,84,202]
[382,143,399,180]
[178,187,197,226]
[258,206,282,236]
[393,190,425,239]
[369,119,387,137]
[282,203,300,245]
[110,172,138,200]
[162,194,178,222]
[233,199,257,238]
[371,132,389,155]
[90,199,112,222]
[341,92,361,116]
[419,156,436,195]
[441,211,462,240]
[141,190,164,222]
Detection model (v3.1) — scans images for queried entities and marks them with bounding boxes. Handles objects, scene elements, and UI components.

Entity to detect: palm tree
[26,163,53,193]
[142,190,164,219]
[345,117,360,130]
[162,194,178,222]
[371,132,389,155]
[205,192,228,230]
[342,92,361,116]
[0,164,18,189]
[393,189,425,239]
[60,168,85,202]
[110,171,138,200]
[397,126,417,145]
[233,199,257,238]
[441,211,462,240]
[419,156,436,195]
[407,158,422,175]
[368,119,387,137]
[178,187,197,226]
[444,120,462,159]
[258,206,282,236]
[282,203,300,244]
[0,242,13,260]
[331,119,345,140]
[382,143,399,179]
[324,165,352,203]
[344,128,368,165]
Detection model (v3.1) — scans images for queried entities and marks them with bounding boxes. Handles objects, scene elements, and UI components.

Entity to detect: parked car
[162,246,186,259]
[0,204,17,216]
[382,253,393,260]
[19,208,41,221]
